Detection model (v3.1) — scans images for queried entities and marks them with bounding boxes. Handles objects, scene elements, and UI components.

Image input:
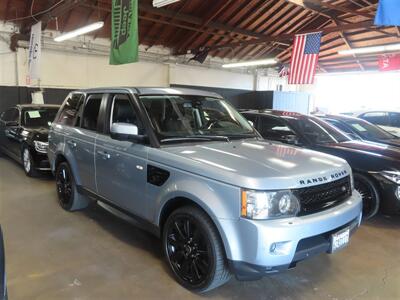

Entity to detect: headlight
[34,141,48,153]
[241,190,300,220]
[382,171,400,184]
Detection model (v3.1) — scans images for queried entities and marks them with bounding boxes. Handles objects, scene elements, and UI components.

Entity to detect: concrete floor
[1,156,400,300]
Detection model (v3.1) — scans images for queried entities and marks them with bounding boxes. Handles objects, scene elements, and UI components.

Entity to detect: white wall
[0,36,17,86]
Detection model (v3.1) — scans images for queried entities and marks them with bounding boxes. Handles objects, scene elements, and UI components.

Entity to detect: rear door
[95,93,149,218]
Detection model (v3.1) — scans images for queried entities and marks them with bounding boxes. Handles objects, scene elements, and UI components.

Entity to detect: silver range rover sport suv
[48,87,362,292]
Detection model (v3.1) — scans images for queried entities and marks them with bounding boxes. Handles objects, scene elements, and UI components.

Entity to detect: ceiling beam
[203,20,375,53]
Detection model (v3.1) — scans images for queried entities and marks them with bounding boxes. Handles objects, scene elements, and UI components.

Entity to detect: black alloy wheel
[56,162,74,209]
[354,173,380,220]
[163,206,231,293]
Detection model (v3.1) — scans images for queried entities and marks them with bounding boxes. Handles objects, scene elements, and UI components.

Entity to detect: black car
[317,114,400,148]
[0,104,60,176]
[242,109,400,219]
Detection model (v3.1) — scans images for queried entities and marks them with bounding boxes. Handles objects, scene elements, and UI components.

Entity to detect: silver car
[48,87,362,292]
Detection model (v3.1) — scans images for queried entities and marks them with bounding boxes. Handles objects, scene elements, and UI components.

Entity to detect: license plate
[330,227,350,253]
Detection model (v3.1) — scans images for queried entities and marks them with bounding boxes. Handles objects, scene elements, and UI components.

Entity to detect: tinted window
[361,112,389,126]
[22,108,59,127]
[141,95,255,141]
[326,119,352,134]
[345,118,395,140]
[242,113,257,124]
[111,95,143,133]
[389,112,400,127]
[1,108,19,123]
[57,94,84,126]
[258,116,296,140]
[82,95,102,131]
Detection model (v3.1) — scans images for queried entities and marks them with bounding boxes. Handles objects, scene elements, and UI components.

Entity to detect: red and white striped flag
[288,32,322,85]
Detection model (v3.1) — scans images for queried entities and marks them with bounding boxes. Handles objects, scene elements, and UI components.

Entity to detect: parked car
[0,104,60,176]
[317,114,400,147]
[242,109,400,220]
[0,227,6,300]
[49,88,362,292]
[345,110,400,137]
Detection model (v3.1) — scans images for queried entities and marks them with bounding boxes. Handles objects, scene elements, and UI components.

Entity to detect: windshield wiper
[161,135,230,144]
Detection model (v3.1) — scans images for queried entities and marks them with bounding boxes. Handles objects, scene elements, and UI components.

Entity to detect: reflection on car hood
[152,139,351,190]
[378,138,400,148]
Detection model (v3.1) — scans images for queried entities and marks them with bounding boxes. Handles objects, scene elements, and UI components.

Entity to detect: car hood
[151,139,351,190]
[378,138,400,148]
[321,140,400,161]
[25,127,50,142]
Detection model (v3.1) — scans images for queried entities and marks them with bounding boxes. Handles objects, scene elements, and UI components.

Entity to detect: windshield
[140,95,256,142]
[286,116,350,144]
[344,118,395,140]
[22,108,59,127]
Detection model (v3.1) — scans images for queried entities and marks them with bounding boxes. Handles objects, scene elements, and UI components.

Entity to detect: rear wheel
[55,162,89,211]
[354,173,380,220]
[163,206,231,293]
[21,146,37,177]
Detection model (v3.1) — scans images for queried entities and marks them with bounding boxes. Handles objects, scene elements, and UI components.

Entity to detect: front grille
[293,176,352,216]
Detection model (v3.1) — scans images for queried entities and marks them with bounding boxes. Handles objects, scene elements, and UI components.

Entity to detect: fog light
[269,241,292,255]
[396,186,400,200]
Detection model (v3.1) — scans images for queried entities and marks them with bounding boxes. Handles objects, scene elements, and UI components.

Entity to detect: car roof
[17,104,60,109]
[78,87,223,99]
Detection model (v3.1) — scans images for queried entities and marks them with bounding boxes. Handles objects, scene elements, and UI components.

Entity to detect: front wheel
[21,146,37,177]
[354,173,380,220]
[163,206,231,293]
[55,162,89,211]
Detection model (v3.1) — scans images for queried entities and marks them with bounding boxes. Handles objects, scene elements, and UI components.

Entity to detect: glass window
[22,108,59,127]
[326,119,352,134]
[258,116,296,140]
[1,108,19,123]
[110,95,143,133]
[389,112,400,127]
[82,95,102,131]
[141,95,255,142]
[345,118,395,140]
[361,112,389,126]
[242,113,257,124]
[57,93,84,126]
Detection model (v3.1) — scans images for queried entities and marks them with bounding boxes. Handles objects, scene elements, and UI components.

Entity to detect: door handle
[67,140,77,148]
[97,150,111,160]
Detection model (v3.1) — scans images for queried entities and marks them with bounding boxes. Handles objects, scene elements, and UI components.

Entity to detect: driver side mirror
[110,123,147,143]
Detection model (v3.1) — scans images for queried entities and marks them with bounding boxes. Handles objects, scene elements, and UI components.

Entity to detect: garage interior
[1,0,400,299]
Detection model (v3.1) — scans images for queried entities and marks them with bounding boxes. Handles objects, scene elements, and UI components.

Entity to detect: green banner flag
[110,0,138,65]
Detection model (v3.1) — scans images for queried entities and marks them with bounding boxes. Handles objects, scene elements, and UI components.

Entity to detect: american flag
[288,32,322,85]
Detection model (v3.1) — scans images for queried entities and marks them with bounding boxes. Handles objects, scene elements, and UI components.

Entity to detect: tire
[21,146,38,177]
[55,162,89,211]
[354,173,380,220]
[162,206,231,293]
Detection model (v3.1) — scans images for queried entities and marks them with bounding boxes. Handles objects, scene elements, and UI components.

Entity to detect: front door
[95,94,148,218]
[0,108,21,159]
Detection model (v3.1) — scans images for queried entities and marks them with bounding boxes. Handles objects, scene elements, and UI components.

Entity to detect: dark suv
[0,104,60,176]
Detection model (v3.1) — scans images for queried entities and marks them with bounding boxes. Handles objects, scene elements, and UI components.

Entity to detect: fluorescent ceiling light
[153,0,180,8]
[222,58,277,68]
[54,21,104,42]
[338,43,400,55]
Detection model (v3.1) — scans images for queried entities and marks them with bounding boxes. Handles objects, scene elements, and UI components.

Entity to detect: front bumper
[219,191,362,280]
[31,151,51,171]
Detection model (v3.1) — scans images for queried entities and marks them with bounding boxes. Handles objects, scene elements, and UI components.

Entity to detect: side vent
[147,165,170,186]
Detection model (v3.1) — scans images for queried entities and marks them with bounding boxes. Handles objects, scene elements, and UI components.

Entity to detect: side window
[361,112,389,126]
[1,108,19,123]
[81,95,103,131]
[259,116,296,141]
[57,93,84,126]
[242,113,257,126]
[389,112,400,127]
[110,95,143,133]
